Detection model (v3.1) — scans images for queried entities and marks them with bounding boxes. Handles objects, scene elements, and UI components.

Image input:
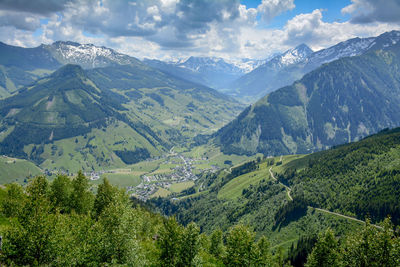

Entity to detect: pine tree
[93,177,118,218]
[224,225,255,267]
[209,229,225,259]
[50,174,72,213]
[179,222,200,266]
[158,217,183,266]
[305,229,340,267]
[70,171,93,214]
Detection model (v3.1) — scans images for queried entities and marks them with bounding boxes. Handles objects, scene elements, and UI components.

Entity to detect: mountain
[0,41,144,97]
[215,39,400,156]
[0,63,243,172]
[230,31,400,102]
[143,58,210,87]
[229,44,313,101]
[43,41,142,68]
[144,56,258,91]
[0,42,61,97]
[0,64,161,169]
[86,63,244,138]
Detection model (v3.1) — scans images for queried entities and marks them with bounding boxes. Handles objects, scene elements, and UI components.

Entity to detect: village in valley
[130,150,220,201]
[79,148,221,201]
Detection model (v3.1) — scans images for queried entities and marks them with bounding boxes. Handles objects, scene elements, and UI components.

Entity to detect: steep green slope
[0,156,42,184]
[0,42,61,97]
[0,63,243,172]
[216,42,400,156]
[152,128,400,250]
[88,64,243,138]
[279,127,400,225]
[0,64,164,171]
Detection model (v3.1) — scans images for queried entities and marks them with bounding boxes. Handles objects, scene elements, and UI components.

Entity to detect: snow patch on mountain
[44,41,140,69]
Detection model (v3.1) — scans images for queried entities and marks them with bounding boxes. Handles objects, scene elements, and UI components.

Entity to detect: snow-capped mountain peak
[177,56,245,74]
[44,41,140,69]
[279,43,313,66]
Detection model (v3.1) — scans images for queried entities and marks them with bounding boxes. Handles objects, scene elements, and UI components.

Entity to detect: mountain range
[144,56,266,91]
[215,32,400,156]
[2,30,400,171]
[0,43,244,171]
[228,30,400,102]
[0,40,143,98]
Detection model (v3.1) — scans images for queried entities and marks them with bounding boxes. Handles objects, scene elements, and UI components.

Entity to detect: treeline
[305,219,400,267]
[279,127,400,225]
[1,173,399,266]
[0,174,288,266]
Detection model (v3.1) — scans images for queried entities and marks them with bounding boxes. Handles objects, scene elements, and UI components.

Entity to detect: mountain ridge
[215,39,400,156]
[229,30,400,102]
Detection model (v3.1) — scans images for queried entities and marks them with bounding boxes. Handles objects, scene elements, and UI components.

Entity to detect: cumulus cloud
[0,0,73,15]
[0,0,400,60]
[257,0,295,23]
[0,10,41,31]
[342,0,400,24]
[281,9,400,51]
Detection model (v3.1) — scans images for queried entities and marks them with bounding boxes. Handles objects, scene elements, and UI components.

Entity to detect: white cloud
[281,9,400,51]
[0,10,41,31]
[342,0,400,24]
[257,0,295,23]
[1,1,400,61]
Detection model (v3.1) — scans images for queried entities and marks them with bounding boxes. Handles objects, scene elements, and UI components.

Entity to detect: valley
[1,19,400,266]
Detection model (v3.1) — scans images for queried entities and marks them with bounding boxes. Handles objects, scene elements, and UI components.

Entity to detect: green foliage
[50,174,72,213]
[180,222,201,266]
[281,127,400,224]
[158,217,184,266]
[341,218,399,267]
[93,177,119,218]
[224,225,255,266]
[287,235,317,267]
[0,174,156,265]
[305,229,340,267]
[70,171,93,214]
[305,218,400,267]
[210,229,225,259]
[114,148,151,164]
[0,173,397,266]
[2,183,26,217]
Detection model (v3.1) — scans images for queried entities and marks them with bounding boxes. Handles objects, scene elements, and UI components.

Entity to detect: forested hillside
[152,128,400,265]
[0,62,243,172]
[0,172,398,266]
[278,127,400,225]
[216,41,400,156]
[0,174,299,266]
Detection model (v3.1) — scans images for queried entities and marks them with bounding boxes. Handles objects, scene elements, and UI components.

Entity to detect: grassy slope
[153,154,365,252]
[0,156,42,184]
[170,181,194,193]
[218,155,304,200]
[37,121,159,173]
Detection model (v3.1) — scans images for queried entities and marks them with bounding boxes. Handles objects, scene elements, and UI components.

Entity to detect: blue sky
[0,0,399,60]
[244,0,352,27]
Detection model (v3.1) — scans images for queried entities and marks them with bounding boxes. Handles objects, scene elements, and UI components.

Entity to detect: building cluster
[130,154,205,201]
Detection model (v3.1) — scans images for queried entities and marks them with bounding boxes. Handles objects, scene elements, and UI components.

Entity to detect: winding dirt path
[269,163,383,229]
[269,167,292,201]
